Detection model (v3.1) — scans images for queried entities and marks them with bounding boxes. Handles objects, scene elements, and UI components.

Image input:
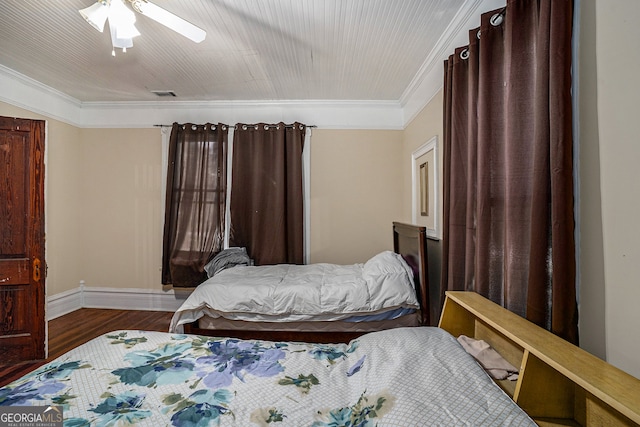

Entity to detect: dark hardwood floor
[0,309,173,388]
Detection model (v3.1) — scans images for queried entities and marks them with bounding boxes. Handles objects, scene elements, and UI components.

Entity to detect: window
[161,122,311,287]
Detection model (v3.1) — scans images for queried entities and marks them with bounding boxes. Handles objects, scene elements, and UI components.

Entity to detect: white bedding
[170,251,419,333]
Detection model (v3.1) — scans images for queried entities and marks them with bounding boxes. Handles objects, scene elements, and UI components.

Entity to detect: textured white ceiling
[0,0,468,103]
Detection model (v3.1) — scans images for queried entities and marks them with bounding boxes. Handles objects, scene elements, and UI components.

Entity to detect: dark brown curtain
[442,0,577,343]
[162,123,228,287]
[229,122,306,265]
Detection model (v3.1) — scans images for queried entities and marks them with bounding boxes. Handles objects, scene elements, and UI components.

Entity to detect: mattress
[0,327,535,426]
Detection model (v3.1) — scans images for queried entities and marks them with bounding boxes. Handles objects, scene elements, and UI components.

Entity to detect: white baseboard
[47,287,83,320]
[83,287,186,312]
[47,285,188,321]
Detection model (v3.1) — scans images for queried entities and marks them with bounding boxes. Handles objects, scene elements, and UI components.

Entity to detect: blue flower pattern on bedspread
[196,339,286,388]
[308,341,358,364]
[0,329,537,426]
[0,361,89,406]
[312,391,395,427]
[90,391,152,426]
[0,332,373,426]
[165,389,234,427]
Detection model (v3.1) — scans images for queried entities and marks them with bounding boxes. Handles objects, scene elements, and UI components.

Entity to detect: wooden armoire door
[0,116,46,363]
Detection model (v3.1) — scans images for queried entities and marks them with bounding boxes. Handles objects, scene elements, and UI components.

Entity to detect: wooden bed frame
[182,222,430,343]
[440,291,640,427]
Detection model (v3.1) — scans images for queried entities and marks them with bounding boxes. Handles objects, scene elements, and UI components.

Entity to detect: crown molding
[0,65,404,129]
[401,0,506,125]
[0,64,84,127]
[78,98,405,130]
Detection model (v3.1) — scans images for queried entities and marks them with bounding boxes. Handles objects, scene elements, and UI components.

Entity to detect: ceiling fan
[79,0,206,56]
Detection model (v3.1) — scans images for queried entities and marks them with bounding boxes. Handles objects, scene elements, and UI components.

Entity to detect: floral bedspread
[0,327,535,426]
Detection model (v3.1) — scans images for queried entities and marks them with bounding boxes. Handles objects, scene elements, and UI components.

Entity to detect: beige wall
[402,91,444,224]
[0,102,84,296]
[78,128,163,289]
[0,110,406,293]
[309,129,404,264]
[78,127,407,282]
[77,127,407,287]
[593,0,640,378]
[0,112,164,293]
[577,0,607,362]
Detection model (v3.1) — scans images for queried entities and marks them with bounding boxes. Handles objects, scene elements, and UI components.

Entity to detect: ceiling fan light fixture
[109,29,133,49]
[79,2,110,32]
[114,21,140,39]
[79,0,206,56]
[132,0,206,43]
[109,20,134,56]
[109,0,137,28]
[106,0,139,55]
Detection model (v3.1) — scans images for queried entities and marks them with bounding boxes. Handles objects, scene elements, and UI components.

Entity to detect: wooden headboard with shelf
[439,291,640,426]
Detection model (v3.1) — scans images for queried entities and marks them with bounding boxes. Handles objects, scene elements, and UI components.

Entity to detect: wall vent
[151,90,177,97]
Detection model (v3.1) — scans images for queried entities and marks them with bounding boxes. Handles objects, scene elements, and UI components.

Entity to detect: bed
[170,222,430,343]
[0,304,534,426]
[2,292,638,426]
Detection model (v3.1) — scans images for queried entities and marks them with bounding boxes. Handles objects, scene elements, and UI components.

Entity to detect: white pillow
[363,251,414,279]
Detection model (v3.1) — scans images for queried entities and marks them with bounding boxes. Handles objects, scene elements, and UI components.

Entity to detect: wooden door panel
[0,259,30,285]
[0,117,46,364]
[1,131,28,257]
[0,286,36,364]
[0,287,29,332]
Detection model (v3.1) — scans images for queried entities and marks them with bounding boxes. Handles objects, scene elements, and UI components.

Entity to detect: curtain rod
[153,124,317,128]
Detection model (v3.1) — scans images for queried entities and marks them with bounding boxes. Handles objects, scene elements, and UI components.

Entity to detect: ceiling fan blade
[131,1,206,43]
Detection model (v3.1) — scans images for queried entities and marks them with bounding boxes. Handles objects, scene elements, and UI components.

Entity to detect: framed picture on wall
[412,136,439,238]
